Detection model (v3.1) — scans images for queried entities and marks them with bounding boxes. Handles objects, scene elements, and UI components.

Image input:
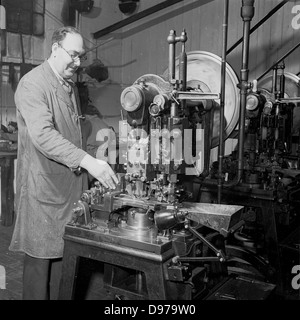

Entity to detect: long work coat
[9,61,88,258]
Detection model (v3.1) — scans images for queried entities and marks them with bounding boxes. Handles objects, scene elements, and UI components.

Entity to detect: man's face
[52,32,85,79]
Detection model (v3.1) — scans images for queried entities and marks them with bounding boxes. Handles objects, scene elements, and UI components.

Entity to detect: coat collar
[41,60,76,110]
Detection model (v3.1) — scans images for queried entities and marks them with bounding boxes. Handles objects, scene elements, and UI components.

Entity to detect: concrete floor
[0,222,106,300]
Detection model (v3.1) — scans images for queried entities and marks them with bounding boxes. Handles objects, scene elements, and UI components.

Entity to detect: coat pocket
[36,172,72,205]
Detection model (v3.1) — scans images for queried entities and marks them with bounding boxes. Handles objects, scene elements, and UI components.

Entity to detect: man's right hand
[80,154,119,189]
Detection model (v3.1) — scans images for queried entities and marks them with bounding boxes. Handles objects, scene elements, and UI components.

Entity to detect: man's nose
[73,59,81,66]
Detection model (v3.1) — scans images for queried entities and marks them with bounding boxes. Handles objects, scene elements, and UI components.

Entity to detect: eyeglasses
[57,43,87,63]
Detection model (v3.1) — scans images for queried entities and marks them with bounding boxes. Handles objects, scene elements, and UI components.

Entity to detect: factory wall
[1,0,300,151]
[81,0,300,85]
[80,0,300,157]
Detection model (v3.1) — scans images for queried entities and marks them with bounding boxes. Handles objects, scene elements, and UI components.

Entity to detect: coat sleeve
[15,78,87,170]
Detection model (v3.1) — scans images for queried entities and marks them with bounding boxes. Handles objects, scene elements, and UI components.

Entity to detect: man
[9,26,118,300]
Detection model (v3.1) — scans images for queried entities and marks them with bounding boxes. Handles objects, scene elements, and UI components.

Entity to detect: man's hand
[80,154,119,189]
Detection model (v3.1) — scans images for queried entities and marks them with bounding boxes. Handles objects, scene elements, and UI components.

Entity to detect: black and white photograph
[0,0,299,305]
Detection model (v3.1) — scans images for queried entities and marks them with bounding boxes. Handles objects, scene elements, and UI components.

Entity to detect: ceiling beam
[93,0,184,39]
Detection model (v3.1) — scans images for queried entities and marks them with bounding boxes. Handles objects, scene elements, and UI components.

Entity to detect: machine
[59,0,296,300]
[60,30,248,300]
[199,63,300,294]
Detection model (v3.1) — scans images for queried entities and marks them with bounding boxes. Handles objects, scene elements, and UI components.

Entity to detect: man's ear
[52,42,59,55]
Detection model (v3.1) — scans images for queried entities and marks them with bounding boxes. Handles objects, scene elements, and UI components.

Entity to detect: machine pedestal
[58,225,174,300]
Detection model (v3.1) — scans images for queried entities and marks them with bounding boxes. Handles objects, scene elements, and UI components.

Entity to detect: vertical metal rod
[217,0,229,204]
[271,67,278,94]
[179,30,187,91]
[237,0,255,183]
[298,131,300,169]
[167,30,176,82]
[227,0,288,55]
[0,60,2,127]
[220,0,255,189]
[170,101,178,118]
[0,4,6,127]
[279,76,285,99]
[179,29,187,113]
[0,30,3,127]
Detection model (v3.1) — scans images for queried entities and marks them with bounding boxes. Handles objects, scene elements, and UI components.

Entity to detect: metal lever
[187,226,226,262]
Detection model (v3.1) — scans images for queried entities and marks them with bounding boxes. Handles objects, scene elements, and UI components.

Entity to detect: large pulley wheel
[258,72,300,135]
[225,244,276,283]
[163,51,240,148]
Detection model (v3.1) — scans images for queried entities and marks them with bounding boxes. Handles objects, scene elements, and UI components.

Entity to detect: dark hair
[51,26,81,45]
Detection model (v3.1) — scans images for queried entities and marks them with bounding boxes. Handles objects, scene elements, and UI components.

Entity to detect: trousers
[22,254,62,300]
